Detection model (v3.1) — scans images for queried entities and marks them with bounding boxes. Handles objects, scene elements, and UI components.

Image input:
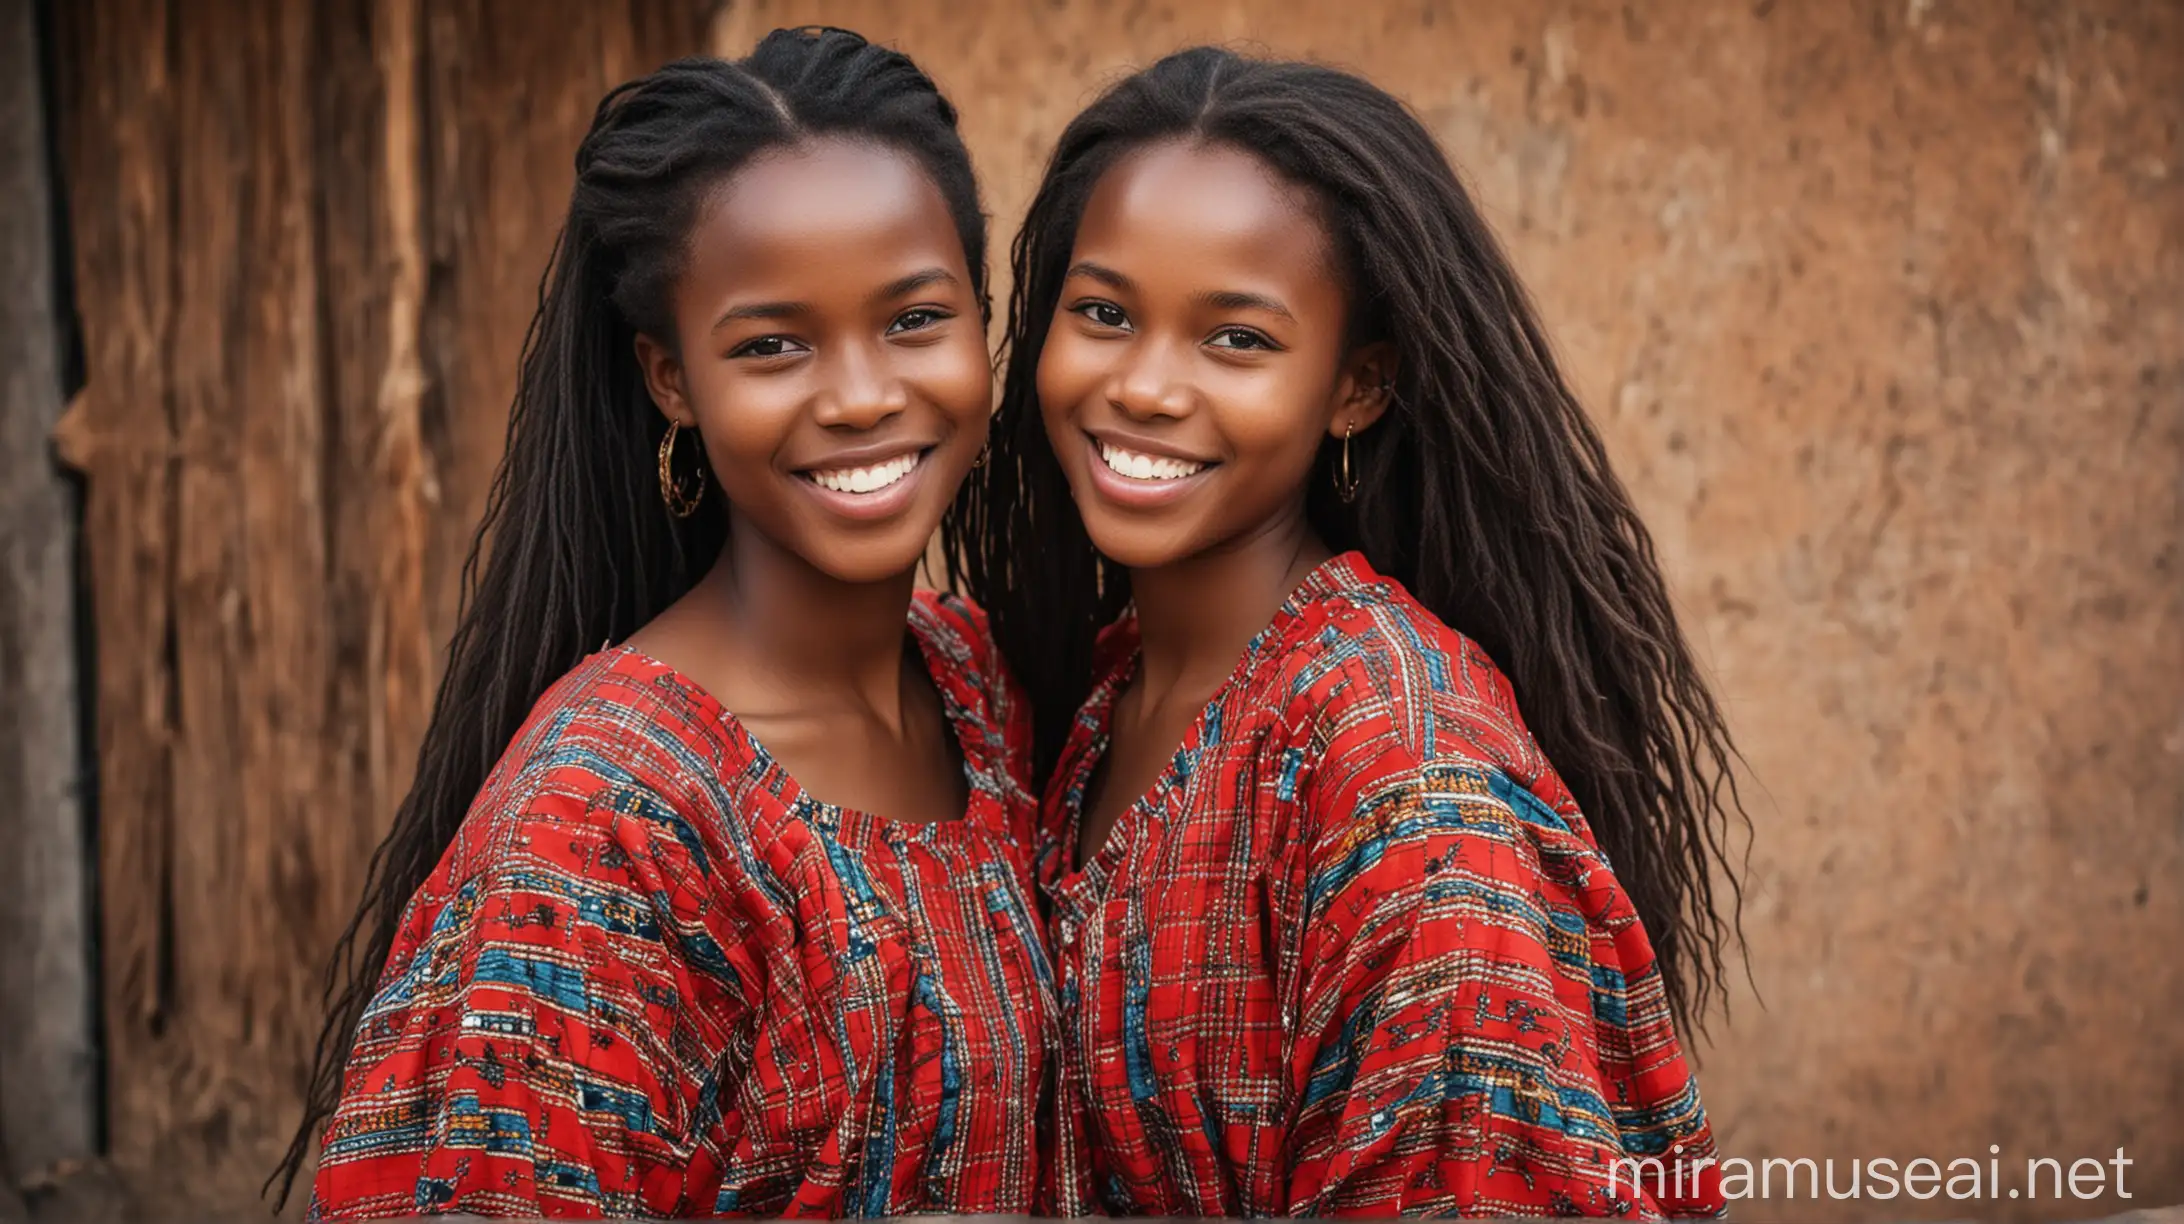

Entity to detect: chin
[778,465,965,585]
[1080,516,1202,572]
[805,532,934,585]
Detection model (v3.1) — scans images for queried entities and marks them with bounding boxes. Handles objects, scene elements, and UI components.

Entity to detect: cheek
[906,330,995,429]
[682,365,794,478]
[1223,391,1322,452]
[1205,369,1337,477]
[1036,330,1104,428]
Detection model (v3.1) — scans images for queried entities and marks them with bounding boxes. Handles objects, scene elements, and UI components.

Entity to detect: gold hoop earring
[1335,420,1359,504]
[658,421,706,518]
[972,441,991,470]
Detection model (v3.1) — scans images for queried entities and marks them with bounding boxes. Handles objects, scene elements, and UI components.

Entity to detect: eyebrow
[712,267,962,332]
[1197,289,1296,323]
[1064,261,1295,323]
[1065,260,1133,291]
[875,266,958,300]
[713,299,805,330]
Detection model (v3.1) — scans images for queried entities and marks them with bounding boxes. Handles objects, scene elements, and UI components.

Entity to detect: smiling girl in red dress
[947,49,1747,1218]
[277,30,1052,1219]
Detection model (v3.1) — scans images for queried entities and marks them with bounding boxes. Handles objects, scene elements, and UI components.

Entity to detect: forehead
[1072,139,1338,288]
[686,137,964,284]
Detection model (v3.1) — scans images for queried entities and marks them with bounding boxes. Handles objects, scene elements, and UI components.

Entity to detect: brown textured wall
[49,0,2182,1216]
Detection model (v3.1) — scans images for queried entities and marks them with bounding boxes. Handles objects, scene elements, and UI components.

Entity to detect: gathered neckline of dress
[1047,549,1380,906]
[593,595,1007,850]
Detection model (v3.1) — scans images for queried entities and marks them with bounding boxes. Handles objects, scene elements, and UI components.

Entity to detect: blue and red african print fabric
[312,562,1721,1219]
[309,592,1055,1219]
[1037,552,1725,1218]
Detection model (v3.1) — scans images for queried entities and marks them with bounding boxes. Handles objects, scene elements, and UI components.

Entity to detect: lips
[805,450,922,495]
[793,445,935,522]
[1096,440,1207,481]
[1079,432,1216,510]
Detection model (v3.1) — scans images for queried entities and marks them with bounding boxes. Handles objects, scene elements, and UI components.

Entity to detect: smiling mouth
[801,448,929,494]
[1096,440,1210,481]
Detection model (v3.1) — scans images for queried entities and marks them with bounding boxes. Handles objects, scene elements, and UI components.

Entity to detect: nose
[1106,336,1196,422]
[813,339,910,431]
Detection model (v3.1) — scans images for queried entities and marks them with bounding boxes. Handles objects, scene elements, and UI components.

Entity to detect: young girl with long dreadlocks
[944,47,1747,1218]
[279,29,1056,1220]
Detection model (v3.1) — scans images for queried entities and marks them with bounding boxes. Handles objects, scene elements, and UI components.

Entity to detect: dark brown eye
[1208,327,1278,352]
[887,307,951,335]
[728,335,807,359]
[1070,301,1130,330]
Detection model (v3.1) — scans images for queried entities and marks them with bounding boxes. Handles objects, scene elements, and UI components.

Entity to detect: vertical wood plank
[0,0,97,1182]
[154,0,328,1185]
[52,0,180,1181]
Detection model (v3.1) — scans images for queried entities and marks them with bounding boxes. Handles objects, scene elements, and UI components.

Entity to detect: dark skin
[628,138,992,824]
[1038,139,1395,862]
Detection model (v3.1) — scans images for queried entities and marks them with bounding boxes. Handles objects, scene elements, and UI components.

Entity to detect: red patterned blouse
[310,592,1055,1219]
[1038,552,1725,1218]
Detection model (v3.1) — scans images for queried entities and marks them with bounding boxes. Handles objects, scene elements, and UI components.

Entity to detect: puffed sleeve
[311,775,753,1220]
[1281,721,1715,1218]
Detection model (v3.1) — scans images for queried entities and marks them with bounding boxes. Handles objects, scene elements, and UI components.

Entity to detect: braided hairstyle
[272,28,988,1204]
[942,46,1746,1038]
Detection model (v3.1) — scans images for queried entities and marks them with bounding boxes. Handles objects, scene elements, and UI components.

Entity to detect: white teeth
[1098,441,1206,482]
[809,451,921,494]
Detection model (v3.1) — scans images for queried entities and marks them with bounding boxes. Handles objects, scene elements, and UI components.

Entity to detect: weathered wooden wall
[50,0,2183,1217]
[50,0,711,1209]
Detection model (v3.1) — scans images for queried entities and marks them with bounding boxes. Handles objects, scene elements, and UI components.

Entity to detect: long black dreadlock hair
[941,46,1746,1037]
[272,28,989,1205]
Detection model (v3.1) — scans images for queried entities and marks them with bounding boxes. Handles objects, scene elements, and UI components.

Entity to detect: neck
[1127,502,1332,702]
[694,515,919,726]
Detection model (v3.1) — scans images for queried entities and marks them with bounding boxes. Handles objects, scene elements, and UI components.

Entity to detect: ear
[1327,341,1398,440]
[633,332,696,427]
